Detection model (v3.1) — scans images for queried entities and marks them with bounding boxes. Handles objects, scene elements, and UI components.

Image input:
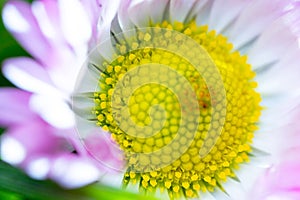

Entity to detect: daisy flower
[0,0,123,188]
[73,0,300,199]
[2,0,300,199]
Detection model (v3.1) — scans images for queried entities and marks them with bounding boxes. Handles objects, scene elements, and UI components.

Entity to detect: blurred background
[0,0,26,88]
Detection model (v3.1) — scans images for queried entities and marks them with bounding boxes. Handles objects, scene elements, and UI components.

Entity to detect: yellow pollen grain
[193,183,200,191]
[173,185,180,193]
[182,181,190,189]
[100,102,106,109]
[150,179,157,187]
[165,181,172,189]
[129,54,136,61]
[186,189,194,197]
[175,172,182,179]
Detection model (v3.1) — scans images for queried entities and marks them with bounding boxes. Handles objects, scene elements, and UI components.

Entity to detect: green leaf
[0,160,157,200]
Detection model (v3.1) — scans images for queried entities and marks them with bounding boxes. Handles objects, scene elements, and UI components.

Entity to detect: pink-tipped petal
[31,0,64,43]
[252,147,300,199]
[3,121,70,165]
[0,88,34,125]
[262,193,300,200]
[2,57,63,96]
[285,2,300,36]
[2,1,52,63]
[256,44,300,96]
[2,59,76,128]
[169,0,198,23]
[249,6,300,70]
[228,0,291,50]
[208,0,251,33]
[58,0,91,48]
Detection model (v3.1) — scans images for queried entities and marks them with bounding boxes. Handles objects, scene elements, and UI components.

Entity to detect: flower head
[84,21,261,198]
[73,0,300,199]
[2,0,300,199]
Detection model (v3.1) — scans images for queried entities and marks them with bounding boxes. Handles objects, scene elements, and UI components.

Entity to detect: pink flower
[0,0,123,188]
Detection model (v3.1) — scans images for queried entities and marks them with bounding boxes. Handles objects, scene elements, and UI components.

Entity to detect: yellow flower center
[93,20,261,198]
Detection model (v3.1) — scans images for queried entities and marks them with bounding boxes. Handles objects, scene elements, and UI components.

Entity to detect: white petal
[32,1,57,39]
[236,165,266,198]
[29,94,75,129]
[3,60,67,100]
[58,0,92,47]
[127,0,168,27]
[100,173,124,188]
[96,0,121,48]
[0,135,26,165]
[2,3,30,33]
[228,0,290,50]
[265,196,292,200]
[26,157,51,180]
[51,157,100,188]
[118,0,134,31]
[169,0,198,23]
[46,53,84,95]
[208,0,251,34]
[255,46,300,96]
[248,18,297,70]
[98,0,121,27]
[195,0,214,26]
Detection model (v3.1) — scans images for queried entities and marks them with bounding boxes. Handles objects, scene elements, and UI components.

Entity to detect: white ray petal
[208,0,250,34]
[2,4,30,33]
[29,94,75,129]
[26,157,51,180]
[51,157,100,188]
[3,62,67,100]
[169,0,198,23]
[0,136,26,165]
[58,0,91,47]
[32,1,56,39]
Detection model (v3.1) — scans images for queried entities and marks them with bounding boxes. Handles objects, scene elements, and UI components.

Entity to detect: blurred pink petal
[228,0,291,49]
[252,147,300,199]
[84,130,124,172]
[0,88,121,188]
[31,0,65,43]
[0,88,34,125]
[2,0,52,63]
[4,122,68,157]
[2,58,62,96]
